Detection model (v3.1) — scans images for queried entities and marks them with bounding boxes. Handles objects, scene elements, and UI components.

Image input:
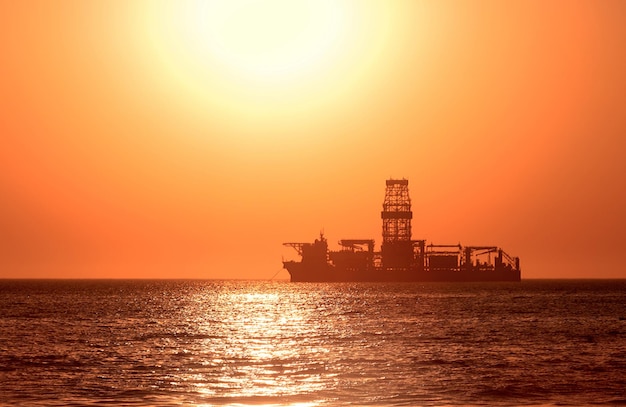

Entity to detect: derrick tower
[381,179,414,269]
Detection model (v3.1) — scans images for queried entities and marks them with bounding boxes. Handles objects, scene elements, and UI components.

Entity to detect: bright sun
[172,0,346,84]
[203,1,344,82]
[140,0,394,129]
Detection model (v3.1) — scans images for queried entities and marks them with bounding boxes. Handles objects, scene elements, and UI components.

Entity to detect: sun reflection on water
[186,283,330,404]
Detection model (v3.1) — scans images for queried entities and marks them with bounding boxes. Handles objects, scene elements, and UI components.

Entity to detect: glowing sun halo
[181,0,346,84]
[140,1,393,128]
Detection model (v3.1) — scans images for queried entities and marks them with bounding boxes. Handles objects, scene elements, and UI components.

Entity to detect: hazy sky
[1,1,625,279]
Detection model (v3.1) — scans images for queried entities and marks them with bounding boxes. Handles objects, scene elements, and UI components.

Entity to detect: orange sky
[1,1,625,279]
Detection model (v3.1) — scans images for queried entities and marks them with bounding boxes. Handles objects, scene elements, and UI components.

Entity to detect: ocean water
[0,280,625,406]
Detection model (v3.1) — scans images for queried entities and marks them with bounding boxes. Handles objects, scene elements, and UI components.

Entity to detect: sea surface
[0,279,625,406]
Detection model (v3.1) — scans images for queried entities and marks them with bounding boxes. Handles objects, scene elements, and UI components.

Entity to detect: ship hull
[284,262,521,283]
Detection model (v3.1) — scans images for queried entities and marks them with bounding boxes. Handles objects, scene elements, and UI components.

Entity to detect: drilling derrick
[381,179,414,269]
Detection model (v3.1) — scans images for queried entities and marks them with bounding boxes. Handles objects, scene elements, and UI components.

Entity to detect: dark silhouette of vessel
[283,179,521,282]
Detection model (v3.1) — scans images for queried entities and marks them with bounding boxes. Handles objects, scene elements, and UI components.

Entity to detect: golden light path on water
[182,286,332,405]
